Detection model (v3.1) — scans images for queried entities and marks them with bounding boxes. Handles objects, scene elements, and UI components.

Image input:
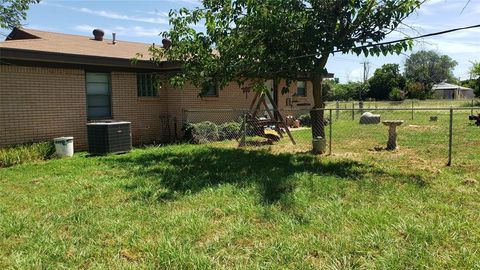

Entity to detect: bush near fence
[297,114,312,127]
[183,121,242,144]
[219,122,242,140]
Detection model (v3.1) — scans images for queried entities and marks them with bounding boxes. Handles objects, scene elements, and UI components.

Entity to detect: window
[137,73,160,97]
[296,81,307,97]
[202,84,218,97]
[86,72,111,120]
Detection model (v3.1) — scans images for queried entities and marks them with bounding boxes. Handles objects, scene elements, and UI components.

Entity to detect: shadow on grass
[109,146,425,204]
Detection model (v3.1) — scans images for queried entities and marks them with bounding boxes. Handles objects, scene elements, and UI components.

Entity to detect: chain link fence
[326,98,480,108]
[182,104,480,166]
[325,99,480,120]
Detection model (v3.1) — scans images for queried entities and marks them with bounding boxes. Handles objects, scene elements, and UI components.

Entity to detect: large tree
[328,81,365,101]
[470,61,480,78]
[0,0,40,29]
[468,61,480,97]
[404,50,458,90]
[368,64,406,100]
[153,0,422,151]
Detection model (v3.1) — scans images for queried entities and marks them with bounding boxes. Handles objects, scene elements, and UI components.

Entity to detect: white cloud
[24,24,57,32]
[424,0,445,6]
[424,38,480,54]
[74,24,163,38]
[165,0,201,5]
[44,2,168,24]
[77,7,168,24]
[342,67,363,82]
[147,10,170,17]
[418,0,466,16]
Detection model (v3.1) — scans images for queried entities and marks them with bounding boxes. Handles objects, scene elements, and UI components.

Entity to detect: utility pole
[361,60,370,84]
[360,60,370,101]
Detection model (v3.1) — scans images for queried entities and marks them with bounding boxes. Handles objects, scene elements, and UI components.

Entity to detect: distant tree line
[326,50,479,101]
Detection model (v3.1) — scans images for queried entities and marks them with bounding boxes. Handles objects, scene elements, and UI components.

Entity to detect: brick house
[0,28,317,150]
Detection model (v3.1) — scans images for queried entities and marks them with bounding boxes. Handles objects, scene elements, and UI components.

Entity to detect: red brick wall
[172,80,315,127]
[277,80,315,110]
[0,64,315,150]
[110,72,169,145]
[164,81,256,135]
[0,66,170,150]
[0,65,88,149]
[165,80,314,114]
[277,80,314,117]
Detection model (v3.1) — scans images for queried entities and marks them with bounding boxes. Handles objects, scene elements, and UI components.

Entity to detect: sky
[3,0,480,82]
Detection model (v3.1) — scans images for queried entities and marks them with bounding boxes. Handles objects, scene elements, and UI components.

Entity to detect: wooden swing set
[237,91,296,146]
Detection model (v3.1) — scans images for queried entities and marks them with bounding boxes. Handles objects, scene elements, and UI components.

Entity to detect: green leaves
[368,64,406,100]
[470,61,480,79]
[150,0,423,99]
[405,50,458,86]
[0,0,40,29]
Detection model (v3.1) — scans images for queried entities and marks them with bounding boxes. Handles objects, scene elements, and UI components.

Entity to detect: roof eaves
[0,47,180,71]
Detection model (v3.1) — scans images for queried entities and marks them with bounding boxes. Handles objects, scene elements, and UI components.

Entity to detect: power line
[460,0,472,15]
[290,24,480,60]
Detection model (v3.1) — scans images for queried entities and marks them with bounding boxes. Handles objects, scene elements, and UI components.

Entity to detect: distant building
[432,82,475,100]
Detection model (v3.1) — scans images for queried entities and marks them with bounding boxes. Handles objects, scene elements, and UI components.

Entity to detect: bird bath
[382,120,404,150]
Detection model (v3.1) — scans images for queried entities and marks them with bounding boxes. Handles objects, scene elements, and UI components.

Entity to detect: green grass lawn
[1,110,479,269]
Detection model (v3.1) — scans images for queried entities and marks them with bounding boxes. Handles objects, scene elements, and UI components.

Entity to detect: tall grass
[0,141,56,168]
[460,99,480,108]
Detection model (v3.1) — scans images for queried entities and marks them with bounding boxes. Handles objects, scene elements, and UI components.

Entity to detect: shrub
[406,82,430,100]
[218,122,241,140]
[389,87,406,101]
[0,141,56,168]
[297,114,311,127]
[183,121,220,144]
[328,81,365,101]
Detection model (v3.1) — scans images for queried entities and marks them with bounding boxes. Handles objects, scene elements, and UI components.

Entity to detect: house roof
[1,28,161,61]
[432,82,474,91]
[0,28,175,70]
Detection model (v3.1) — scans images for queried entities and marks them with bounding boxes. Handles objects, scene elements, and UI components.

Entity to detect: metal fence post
[447,108,453,166]
[182,109,187,125]
[352,102,355,120]
[472,99,474,116]
[411,100,414,120]
[329,109,333,155]
[336,101,339,120]
[242,112,247,146]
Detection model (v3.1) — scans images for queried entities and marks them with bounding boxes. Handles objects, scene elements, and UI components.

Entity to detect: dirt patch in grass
[270,143,311,154]
[465,140,480,147]
[333,152,362,159]
[120,249,139,262]
[404,124,439,131]
[462,178,478,185]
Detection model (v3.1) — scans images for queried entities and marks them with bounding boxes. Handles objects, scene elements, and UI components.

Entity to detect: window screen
[296,81,306,97]
[137,73,160,97]
[202,84,218,97]
[86,73,111,119]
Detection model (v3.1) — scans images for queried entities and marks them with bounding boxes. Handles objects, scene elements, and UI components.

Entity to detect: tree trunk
[311,56,329,142]
[310,54,328,154]
[311,70,325,139]
[273,78,280,121]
